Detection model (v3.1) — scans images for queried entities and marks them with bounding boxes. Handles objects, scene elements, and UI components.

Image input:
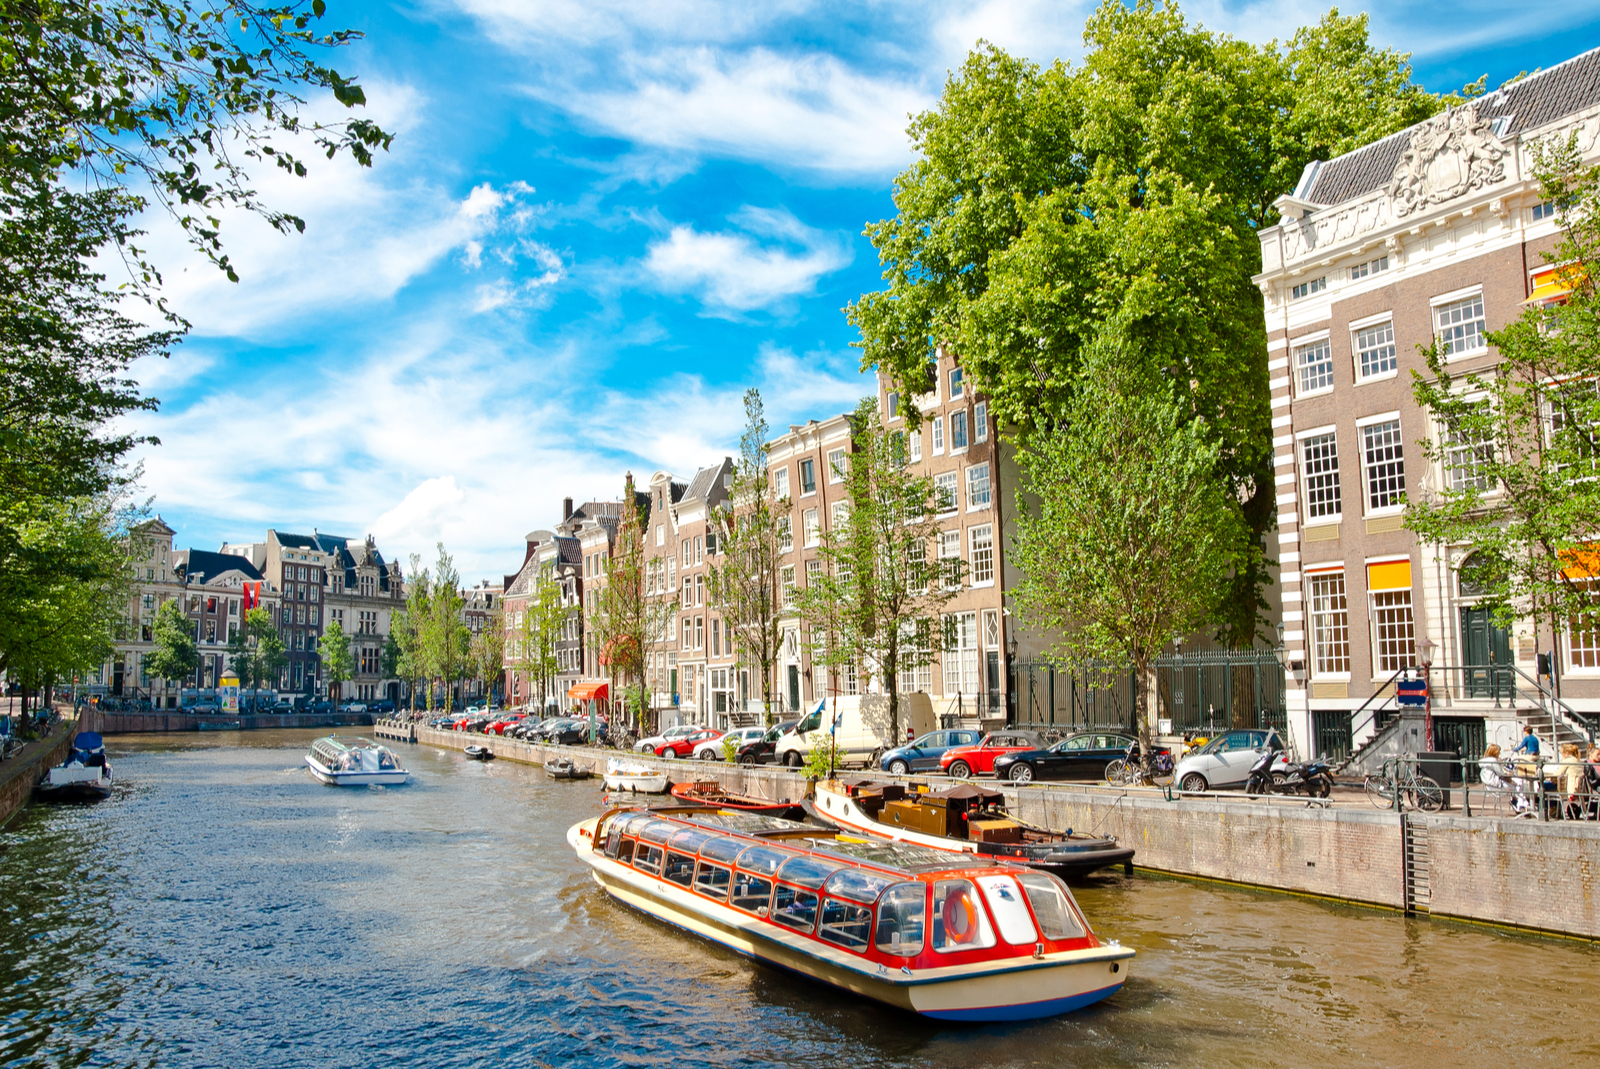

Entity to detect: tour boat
[37,732,113,801]
[604,758,668,793]
[545,757,592,780]
[809,779,1136,878]
[569,807,1134,1021]
[670,780,805,820]
[305,736,410,786]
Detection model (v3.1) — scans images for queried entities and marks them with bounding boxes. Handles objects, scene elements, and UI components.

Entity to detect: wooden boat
[569,806,1133,1021]
[809,779,1135,878]
[545,757,592,780]
[604,758,668,793]
[305,736,410,786]
[464,745,495,761]
[670,781,804,819]
[37,732,113,801]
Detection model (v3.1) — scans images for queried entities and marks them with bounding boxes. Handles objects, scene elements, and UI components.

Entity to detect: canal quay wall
[400,723,1600,941]
[89,710,374,733]
[0,722,78,828]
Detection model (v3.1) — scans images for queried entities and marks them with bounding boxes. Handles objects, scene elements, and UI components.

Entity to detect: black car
[736,719,800,765]
[993,731,1138,784]
[369,699,396,715]
[536,719,591,745]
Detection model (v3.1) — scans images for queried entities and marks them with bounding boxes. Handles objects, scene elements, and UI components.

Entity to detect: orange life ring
[942,887,979,945]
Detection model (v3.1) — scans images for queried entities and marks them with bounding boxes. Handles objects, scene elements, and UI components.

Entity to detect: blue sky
[126,1,1600,581]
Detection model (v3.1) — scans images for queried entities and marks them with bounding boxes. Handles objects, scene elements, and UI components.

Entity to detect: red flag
[242,582,258,611]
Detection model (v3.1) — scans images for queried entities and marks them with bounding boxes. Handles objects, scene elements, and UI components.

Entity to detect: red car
[940,731,1044,778]
[658,728,723,759]
[484,715,524,735]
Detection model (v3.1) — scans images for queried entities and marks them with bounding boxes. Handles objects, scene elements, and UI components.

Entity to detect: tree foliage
[145,596,199,684]
[590,475,676,729]
[470,606,505,705]
[517,569,569,709]
[318,619,353,699]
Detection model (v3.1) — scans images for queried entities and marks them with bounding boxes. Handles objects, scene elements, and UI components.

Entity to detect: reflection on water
[1,729,1597,1068]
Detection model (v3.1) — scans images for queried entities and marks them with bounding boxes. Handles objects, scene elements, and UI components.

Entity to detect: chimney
[563,497,574,520]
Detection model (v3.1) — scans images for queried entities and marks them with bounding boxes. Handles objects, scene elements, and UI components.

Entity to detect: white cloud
[370,476,469,548]
[643,207,851,313]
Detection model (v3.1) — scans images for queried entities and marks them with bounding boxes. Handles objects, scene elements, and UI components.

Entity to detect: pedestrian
[1514,725,1540,760]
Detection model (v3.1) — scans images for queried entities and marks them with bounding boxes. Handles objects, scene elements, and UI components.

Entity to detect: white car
[633,724,703,755]
[1173,729,1289,792]
[692,725,765,761]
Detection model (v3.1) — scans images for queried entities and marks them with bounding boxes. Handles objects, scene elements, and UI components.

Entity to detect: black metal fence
[1009,650,1286,735]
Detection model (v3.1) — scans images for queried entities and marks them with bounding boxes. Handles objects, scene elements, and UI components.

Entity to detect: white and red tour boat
[568,807,1133,1021]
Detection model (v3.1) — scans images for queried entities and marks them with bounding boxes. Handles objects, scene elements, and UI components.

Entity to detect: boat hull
[603,773,668,793]
[668,784,803,819]
[305,756,410,786]
[569,821,1129,1021]
[36,779,112,801]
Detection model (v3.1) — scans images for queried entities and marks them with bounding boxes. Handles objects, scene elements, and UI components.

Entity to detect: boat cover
[927,783,1005,803]
[74,732,105,752]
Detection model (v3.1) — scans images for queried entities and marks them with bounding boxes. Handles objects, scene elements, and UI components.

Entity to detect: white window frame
[1296,424,1343,523]
[1305,569,1351,680]
[931,416,945,455]
[974,401,988,443]
[803,508,820,548]
[1349,312,1398,384]
[773,466,790,499]
[1356,411,1406,516]
[949,367,964,399]
[966,462,991,511]
[1293,331,1334,397]
[950,410,968,453]
[827,448,846,483]
[969,524,994,586]
[908,428,922,462]
[1431,287,1488,361]
[935,472,958,517]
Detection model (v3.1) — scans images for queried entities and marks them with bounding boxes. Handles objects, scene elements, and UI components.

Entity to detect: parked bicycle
[1365,757,1444,812]
[1105,740,1174,787]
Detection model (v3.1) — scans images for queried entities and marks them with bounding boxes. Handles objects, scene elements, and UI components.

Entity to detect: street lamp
[1417,636,1436,751]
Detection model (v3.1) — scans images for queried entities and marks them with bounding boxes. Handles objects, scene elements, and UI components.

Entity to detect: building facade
[320,534,406,704]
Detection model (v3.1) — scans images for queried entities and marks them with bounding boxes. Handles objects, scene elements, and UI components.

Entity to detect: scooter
[1246,750,1333,797]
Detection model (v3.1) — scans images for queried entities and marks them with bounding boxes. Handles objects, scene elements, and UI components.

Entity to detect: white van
[774,693,936,769]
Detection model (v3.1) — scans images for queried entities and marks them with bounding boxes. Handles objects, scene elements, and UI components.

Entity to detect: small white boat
[604,758,668,793]
[306,736,410,786]
[38,732,112,800]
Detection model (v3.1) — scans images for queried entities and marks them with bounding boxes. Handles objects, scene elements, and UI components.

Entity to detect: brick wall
[1427,815,1600,938]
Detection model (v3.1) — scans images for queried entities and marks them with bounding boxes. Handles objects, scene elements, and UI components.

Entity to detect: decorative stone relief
[1387,105,1509,219]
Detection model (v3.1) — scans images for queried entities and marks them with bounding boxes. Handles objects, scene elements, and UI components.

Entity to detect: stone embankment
[0,722,79,828]
[397,722,1600,942]
[88,710,374,733]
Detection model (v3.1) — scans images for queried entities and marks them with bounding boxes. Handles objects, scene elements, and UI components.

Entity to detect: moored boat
[305,737,410,786]
[669,780,804,819]
[464,745,495,761]
[604,758,668,793]
[569,807,1133,1020]
[545,757,592,780]
[37,732,112,801]
[809,779,1135,878]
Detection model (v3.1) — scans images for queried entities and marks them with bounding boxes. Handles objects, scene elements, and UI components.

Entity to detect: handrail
[1347,667,1412,750]
[1506,664,1596,745]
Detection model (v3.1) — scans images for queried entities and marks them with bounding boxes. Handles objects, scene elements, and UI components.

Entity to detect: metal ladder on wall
[1401,814,1431,916]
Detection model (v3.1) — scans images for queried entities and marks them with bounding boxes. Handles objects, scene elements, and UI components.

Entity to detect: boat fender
[942,888,980,945]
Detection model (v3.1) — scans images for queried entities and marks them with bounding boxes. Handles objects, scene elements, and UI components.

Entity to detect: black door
[1433,717,1487,782]
[787,665,800,712]
[1462,607,1512,698]
[1313,710,1352,763]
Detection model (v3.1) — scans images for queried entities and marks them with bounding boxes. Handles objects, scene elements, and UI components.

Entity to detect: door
[787,665,800,711]
[905,732,940,771]
[1461,607,1512,698]
[1433,717,1487,781]
[1043,734,1092,779]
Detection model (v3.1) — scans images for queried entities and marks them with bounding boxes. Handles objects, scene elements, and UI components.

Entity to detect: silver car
[1174,729,1287,792]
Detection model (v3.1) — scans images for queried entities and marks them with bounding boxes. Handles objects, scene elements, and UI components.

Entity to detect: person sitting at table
[1559,743,1588,819]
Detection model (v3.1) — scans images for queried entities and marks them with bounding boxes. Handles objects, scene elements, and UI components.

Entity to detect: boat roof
[74,732,104,751]
[313,736,389,752]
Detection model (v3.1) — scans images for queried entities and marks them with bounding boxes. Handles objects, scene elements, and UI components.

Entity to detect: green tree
[708,389,788,724]
[469,608,505,706]
[146,598,200,687]
[1008,348,1248,750]
[795,398,962,742]
[244,606,285,706]
[591,475,677,731]
[425,544,469,710]
[398,554,432,710]
[848,2,1471,643]
[225,617,257,696]
[519,569,569,710]
[318,620,354,702]
[1406,136,1600,692]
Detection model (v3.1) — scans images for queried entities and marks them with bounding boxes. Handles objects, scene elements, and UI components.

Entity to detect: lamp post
[1417,636,1436,751]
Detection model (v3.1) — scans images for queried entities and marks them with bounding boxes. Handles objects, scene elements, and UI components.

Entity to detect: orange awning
[1523,265,1588,305]
[1561,546,1600,579]
[568,681,609,701]
[1367,559,1413,592]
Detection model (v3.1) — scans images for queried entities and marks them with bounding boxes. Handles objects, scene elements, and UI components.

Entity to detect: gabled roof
[1301,47,1600,207]
[175,549,265,585]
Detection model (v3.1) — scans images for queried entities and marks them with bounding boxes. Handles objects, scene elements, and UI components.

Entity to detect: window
[695,535,704,563]
[782,566,796,608]
[949,367,964,398]
[951,411,968,451]
[887,391,900,419]
[800,458,816,494]
[939,530,962,589]
[943,612,979,695]
[970,525,994,584]
[1301,432,1342,520]
[1308,572,1350,676]
[828,448,846,483]
[1017,873,1085,940]
[656,524,664,546]
[932,416,944,454]
[1436,294,1486,356]
[1349,256,1389,280]
[908,429,922,462]
[806,559,823,589]
[1371,589,1415,673]
[803,508,820,547]
[1295,338,1334,394]
[1568,578,1600,669]
[931,879,994,952]
[778,516,793,554]
[694,863,731,901]
[772,884,819,932]
[682,577,692,609]
[774,466,790,499]
[897,622,932,693]
[695,616,704,650]
[1361,419,1407,511]
[1291,276,1326,300]
[935,472,958,515]
[967,463,991,509]
[682,618,692,650]
[874,883,926,955]
[1354,321,1397,380]
[1444,418,1494,491]
[695,574,705,606]
[974,401,987,442]
[1533,201,1559,221]
[819,898,874,950]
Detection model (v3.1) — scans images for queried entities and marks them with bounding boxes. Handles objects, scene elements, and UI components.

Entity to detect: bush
[721,734,738,763]
[802,732,845,781]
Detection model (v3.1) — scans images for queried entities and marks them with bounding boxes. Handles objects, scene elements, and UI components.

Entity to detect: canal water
[2,729,1596,1068]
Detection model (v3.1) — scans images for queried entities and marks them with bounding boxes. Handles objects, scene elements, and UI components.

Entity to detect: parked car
[535,719,591,745]
[1173,729,1285,792]
[516,717,566,740]
[992,731,1139,783]
[369,699,395,715]
[658,727,722,759]
[939,730,1044,778]
[484,715,525,735]
[736,720,800,765]
[694,725,764,761]
[634,724,706,756]
[338,701,368,714]
[774,695,937,769]
[878,729,983,774]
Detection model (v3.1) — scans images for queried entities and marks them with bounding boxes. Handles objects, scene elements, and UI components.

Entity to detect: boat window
[633,844,664,876]
[637,821,677,846]
[975,875,1039,945]
[730,873,773,914]
[771,885,819,932]
[1017,872,1086,940]
[932,879,996,953]
[604,826,625,857]
[734,845,789,877]
[818,899,873,951]
[693,862,731,901]
[822,868,896,905]
[698,836,747,865]
[873,883,926,956]
[662,851,696,887]
[615,838,635,864]
[667,829,715,854]
[775,854,844,889]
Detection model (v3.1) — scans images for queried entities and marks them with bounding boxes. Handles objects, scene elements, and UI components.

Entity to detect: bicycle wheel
[1365,776,1396,809]
[1105,759,1130,786]
[1407,775,1445,813]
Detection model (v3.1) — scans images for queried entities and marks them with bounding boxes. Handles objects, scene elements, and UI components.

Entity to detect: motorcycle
[1246,749,1333,797]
